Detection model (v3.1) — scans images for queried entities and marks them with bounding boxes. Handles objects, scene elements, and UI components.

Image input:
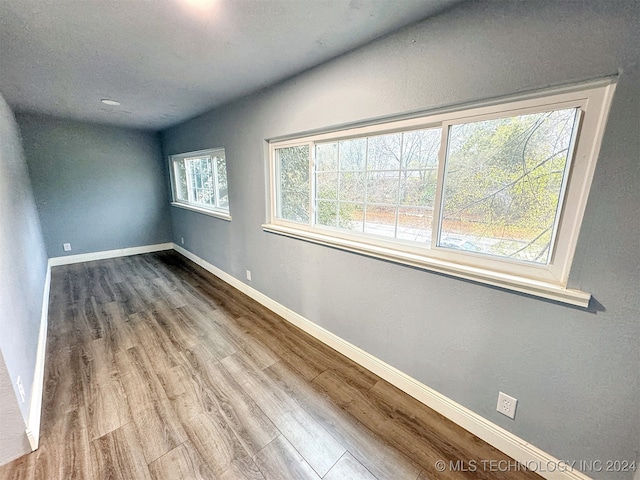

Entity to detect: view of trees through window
[276,145,309,222]
[274,107,579,265]
[441,108,578,263]
[315,128,441,243]
[215,155,229,208]
[172,150,229,211]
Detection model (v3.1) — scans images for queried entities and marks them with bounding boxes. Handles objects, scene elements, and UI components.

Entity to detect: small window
[265,81,616,306]
[169,148,230,220]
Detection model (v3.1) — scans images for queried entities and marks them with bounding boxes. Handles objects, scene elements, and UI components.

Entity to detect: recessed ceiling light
[183,0,218,12]
[101,99,121,106]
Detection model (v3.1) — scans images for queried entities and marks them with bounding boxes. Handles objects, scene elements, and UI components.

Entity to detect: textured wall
[162,1,639,478]
[0,354,31,465]
[0,352,31,465]
[17,114,172,257]
[0,93,47,463]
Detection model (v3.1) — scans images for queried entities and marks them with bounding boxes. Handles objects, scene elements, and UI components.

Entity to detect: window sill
[171,202,232,221]
[262,223,591,308]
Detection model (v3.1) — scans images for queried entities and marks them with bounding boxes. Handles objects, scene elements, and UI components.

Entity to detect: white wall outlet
[63,243,72,252]
[497,391,517,419]
[246,270,252,281]
[181,237,184,245]
[16,376,25,403]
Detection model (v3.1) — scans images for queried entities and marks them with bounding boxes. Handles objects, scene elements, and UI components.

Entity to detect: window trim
[168,147,231,221]
[170,201,232,221]
[264,79,617,307]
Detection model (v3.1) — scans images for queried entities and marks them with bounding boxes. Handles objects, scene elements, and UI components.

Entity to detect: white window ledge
[262,223,591,308]
[171,202,232,221]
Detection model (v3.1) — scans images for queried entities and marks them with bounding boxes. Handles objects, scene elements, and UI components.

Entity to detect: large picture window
[169,148,230,220]
[265,82,616,306]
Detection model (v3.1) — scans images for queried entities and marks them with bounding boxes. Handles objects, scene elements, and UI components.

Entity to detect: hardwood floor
[0,252,541,480]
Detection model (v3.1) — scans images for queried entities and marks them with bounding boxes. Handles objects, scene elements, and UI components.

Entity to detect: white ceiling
[0,0,460,130]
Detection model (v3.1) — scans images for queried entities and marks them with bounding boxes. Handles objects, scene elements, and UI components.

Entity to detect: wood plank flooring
[0,252,541,480]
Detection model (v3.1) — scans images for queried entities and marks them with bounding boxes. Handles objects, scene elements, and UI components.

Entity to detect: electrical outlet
[63,243,72,252]
[181,237,184,245]
[16,376,25,403]
[246,270,252,281]
[497,391,517,419]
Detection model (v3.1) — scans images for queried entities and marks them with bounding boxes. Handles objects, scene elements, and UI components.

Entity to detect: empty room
[0,0,638,479]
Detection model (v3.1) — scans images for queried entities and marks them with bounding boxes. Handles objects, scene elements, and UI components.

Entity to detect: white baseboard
[48,242,174,266]
[173,244,593,480]
[26,262,51,451]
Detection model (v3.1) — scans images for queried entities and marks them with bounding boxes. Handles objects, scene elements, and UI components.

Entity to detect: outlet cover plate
[497,391,517,419]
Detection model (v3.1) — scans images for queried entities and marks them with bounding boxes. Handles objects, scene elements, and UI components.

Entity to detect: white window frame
[169,147,231,221]
[264,80,617,307]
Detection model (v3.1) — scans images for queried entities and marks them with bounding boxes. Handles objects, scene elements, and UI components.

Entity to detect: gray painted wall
[0,93,47,463]
[17,114,172,258]
[162,1,639,478]
[0,353,31,465]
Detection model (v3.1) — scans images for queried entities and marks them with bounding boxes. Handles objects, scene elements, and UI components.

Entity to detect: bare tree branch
[508,226,551,258]
[446,147,568,217]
